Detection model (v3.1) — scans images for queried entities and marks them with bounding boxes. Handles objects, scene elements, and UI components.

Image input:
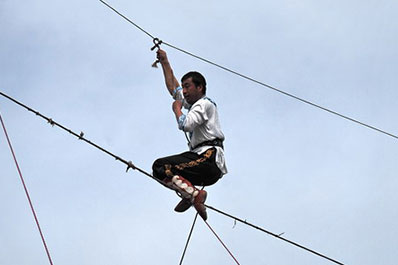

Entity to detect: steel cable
[99,0,398,141]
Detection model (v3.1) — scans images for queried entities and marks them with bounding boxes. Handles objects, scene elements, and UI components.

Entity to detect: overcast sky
[1,0,397,264]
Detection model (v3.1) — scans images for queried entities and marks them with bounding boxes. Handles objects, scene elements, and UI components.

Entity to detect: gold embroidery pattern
[165,164,173,177]
[175,149,214,171]
[163,149,214,176]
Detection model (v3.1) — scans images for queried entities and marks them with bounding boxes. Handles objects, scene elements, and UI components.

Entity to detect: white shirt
[173,87,228,176]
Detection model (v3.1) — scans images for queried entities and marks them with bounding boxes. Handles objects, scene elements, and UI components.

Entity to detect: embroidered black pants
[152,147,222,186]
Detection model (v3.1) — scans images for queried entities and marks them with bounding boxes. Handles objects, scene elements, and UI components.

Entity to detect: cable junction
[99,0,397,141]
[1,91,345,264]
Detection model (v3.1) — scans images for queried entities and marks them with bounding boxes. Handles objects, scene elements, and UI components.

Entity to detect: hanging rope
[0,112,54,265]
[99,0,398,141]
[204,220,241,265]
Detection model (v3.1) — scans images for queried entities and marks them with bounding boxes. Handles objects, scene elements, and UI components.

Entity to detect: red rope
[204,220,240,265]
[0,113,54,265]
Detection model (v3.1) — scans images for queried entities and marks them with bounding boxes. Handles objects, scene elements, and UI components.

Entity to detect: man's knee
[152,158,167,181]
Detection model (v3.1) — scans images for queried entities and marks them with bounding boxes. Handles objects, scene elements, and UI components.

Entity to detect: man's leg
[163,175,208,220]
[152,148,221,220]
[152,148,221,185]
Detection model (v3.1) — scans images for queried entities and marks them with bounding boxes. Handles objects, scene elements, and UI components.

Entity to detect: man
[152,49,227,220]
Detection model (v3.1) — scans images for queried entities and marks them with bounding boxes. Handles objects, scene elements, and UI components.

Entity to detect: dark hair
[181,71,207,94]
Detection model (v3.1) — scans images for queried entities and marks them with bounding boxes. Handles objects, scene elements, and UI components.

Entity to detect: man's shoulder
[202,96,217,107]
[190,96,218,113]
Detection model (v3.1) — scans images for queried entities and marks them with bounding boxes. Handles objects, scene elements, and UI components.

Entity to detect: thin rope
[0,113,54,265]
[1,91,345,264]
[99,0,398,141]
[0,91,166,187]
[178,212,199,265]
[178,186,205,264]
[162,41,398,141]
[206,204,345,265]
[204,220,241,265]
[99,0,155,39]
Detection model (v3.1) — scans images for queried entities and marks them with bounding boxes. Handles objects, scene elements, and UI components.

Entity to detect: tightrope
[1,91,345,264]
[206,204,344,265]
[0,91,162,186]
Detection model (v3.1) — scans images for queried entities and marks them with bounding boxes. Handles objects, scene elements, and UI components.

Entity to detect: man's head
[181,71,207,105]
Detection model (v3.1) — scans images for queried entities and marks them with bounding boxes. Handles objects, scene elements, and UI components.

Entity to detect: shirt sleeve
[173,87,191,110]
[172,87,183,100]
[177,114,186,130]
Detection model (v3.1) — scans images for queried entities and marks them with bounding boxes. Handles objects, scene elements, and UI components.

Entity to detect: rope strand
[99,0,155,39]
[0,113,54,265]
[204,220,241,265]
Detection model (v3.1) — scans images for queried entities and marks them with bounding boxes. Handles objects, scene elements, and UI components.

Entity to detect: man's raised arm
[157,49,180,96]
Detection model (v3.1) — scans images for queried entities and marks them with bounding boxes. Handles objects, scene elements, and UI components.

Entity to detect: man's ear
[197,85,204,94]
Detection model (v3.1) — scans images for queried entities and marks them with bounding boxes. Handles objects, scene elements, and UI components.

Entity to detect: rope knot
[126,160,136,172]
[78,131,84,140]
[47,118,55,126]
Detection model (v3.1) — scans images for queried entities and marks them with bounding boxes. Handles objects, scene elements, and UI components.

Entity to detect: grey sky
[1,0,397,264]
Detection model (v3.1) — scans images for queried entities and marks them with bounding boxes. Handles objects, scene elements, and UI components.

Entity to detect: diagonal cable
[99,0,155,39]
[99,0,398,140]
[1,91,345,264]
[178,212,199,265]
[0,91,161,185]
[206,204,345,265]
[0,113,54,265]
[204,219,241,265]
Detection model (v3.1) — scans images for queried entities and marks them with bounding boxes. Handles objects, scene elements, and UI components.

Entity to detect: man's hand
[157,49,168,64]
[172,100,183,112]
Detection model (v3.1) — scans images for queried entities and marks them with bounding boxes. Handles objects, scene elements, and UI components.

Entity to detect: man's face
[182,77,203,105]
